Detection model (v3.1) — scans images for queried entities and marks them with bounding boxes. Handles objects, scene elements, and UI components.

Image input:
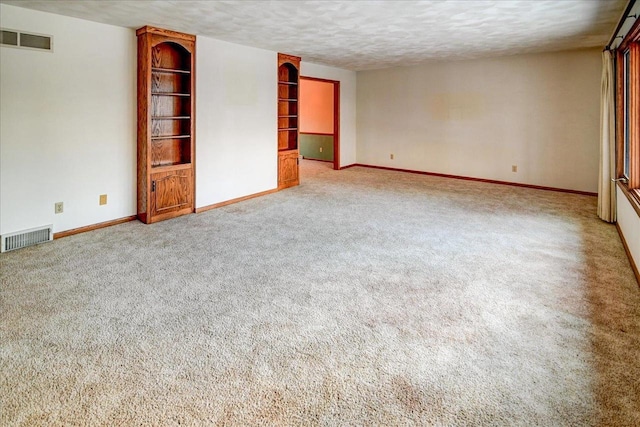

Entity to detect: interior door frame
[299,76,340,170]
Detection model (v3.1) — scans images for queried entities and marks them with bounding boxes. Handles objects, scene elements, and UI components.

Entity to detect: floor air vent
[1,225,53,253]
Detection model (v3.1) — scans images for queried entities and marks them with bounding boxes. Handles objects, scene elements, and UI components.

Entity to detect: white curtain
[598,50,616,223]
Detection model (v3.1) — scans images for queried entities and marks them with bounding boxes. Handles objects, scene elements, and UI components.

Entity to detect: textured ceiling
[1,0,627,70]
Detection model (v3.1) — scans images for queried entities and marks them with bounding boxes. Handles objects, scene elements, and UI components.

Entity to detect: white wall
[0,4,136,235]
[300,79,334,134]
[196,38,277,207]
[617,189,640,274]
[301,62,357,167]
[356,49,601,192]
[0,6,292,232]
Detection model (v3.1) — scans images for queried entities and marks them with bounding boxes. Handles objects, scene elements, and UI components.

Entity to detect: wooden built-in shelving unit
[277,53,301,189]
[137,26,196,223]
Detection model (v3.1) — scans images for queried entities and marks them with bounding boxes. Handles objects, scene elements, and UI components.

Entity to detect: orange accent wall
[300,79,334,134]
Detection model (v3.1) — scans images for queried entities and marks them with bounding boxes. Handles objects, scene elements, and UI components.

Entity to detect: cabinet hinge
[152,181,156,192]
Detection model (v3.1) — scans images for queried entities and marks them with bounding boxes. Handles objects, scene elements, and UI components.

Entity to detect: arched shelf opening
[152,41,192,72]
[278,62,299,151]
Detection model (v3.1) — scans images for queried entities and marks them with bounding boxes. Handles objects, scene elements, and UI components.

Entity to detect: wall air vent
[0,28,52,51]
[1,29,18,46]
[1,225,53,253]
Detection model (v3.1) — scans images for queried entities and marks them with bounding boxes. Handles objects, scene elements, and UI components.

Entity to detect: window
[616,16,640,211]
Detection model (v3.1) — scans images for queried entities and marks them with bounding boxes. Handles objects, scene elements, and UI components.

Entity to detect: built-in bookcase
[137,26,195,223]
[277,53,301,189]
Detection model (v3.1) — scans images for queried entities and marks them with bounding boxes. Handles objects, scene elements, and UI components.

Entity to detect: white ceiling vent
[1,28,52,52]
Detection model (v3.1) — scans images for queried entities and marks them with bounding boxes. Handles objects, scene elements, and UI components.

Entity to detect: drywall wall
[356,49,601,192]
[300,79,334,134]
[617,189,639,277]
[0,4,359,236]
[300,135,334,161]
[300,62,357,167]
[196,37,277,207]
[0,4,136,236]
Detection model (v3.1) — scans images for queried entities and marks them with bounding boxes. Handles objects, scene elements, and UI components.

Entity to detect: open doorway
[299,77,340,171]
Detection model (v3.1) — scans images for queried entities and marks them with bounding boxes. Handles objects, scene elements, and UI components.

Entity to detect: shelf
[278,128,298,131]
[278,148,298,154]
[151,162,192,171]
[152,116,191,120]
[151,92,190,97]
[278,98,297,102]
[152,67,190,74]
[278,81,298,86]
[151,134,191,141]
[278,115,298,118]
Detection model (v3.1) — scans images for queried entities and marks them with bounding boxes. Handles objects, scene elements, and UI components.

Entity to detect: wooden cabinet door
[150,169,193,220]
[278,150,299,189]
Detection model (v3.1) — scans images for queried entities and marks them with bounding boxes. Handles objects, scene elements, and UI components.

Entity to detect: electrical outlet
[54,202,63,214]
[512,165,518,173]
[390,154,394,160]
[319,147,323,153]
[99,194,107,205]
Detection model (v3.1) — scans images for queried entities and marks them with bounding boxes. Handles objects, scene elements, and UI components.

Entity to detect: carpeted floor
[1,160,639,426]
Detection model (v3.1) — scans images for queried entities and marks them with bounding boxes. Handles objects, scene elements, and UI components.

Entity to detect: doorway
[299,77,340,170]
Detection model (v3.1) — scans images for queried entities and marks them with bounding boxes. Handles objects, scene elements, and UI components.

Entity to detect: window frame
[623,49,631,179]
[616,16,640,215]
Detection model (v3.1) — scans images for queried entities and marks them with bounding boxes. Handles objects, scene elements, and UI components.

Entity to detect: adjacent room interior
[1,1,639,424]
[299,77,339,170]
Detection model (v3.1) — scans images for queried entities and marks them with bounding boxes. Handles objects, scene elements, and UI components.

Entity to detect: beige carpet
[1,160,639,426]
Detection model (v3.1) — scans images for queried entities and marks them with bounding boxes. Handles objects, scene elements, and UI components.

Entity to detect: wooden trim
[191,37,197,218]
[630,42,640,189]
[300,76,339,84]
[339,164,357,170]
[352,164,598,196]
[278,53,301,66]
[334,81,340,171]
[195,188,279,213]
[618,181,640,217]
[616,222,640,287]
[616,49,626,179]
[300,132,334,136]
[54,215,137,239]
[302,157,333,163]
[135,26,196,42]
